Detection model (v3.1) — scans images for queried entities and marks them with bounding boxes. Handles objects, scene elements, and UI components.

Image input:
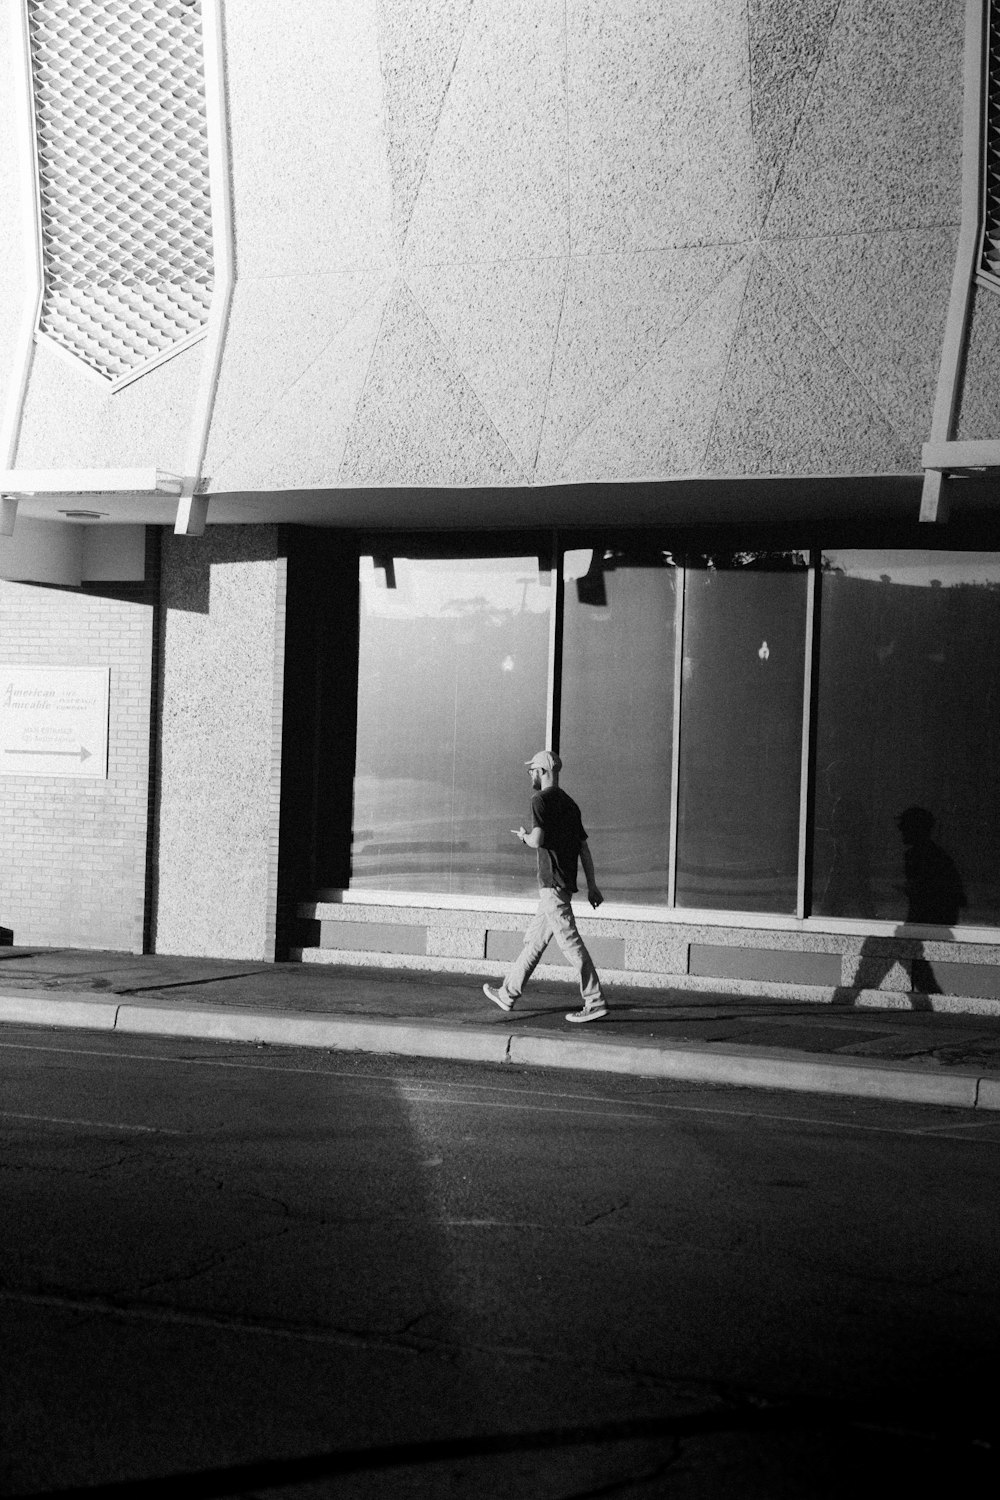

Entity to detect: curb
[2,989,998,1111]
[0,992,120,1030]
[506,1033,984,1108]
[116,1003,511,1064]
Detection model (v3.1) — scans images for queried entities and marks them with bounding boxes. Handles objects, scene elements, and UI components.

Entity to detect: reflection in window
[812,552,1000,926]
[351,555,550,894]
[560,548,676,903]
[675,553,809,913]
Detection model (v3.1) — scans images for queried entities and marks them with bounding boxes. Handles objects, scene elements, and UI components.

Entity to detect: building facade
[2,0,1000,1011]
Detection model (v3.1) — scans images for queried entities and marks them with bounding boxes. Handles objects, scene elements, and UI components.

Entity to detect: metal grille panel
[984,0,1000,281]
[27,0,213,383]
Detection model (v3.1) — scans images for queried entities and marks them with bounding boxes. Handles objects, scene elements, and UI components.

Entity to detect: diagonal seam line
[531,253,571,475]
[758,0,847,235]
[549,247,752,476]
[756,238,916,452]
[699,246,758,469]
[211,279,392,476]
[337,281,393,483]
[402,273,527,478]
[398,1,476,257]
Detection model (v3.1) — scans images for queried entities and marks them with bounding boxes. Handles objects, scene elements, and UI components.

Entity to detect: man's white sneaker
[483,983,514,1012]
[566,1001,608,1023]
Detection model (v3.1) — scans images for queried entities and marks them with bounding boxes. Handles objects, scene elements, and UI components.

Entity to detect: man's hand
[588,886,603,909]
[511,826,527,842]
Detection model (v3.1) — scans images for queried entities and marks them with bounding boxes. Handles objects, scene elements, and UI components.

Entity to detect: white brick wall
[0,564,155,951]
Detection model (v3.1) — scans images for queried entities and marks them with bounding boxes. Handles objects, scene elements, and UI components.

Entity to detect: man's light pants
[502,887,603,1003]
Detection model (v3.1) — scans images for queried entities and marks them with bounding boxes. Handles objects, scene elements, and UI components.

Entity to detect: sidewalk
[2,946,1000,1110]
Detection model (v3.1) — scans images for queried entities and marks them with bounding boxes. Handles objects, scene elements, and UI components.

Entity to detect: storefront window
[812,552,1000,926]
[351,553,550,894]
[560,548,676,903]
[675,553,809,913]
[347,537,1000,931]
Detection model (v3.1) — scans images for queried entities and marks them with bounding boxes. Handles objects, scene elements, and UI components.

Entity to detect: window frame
[345,533,1000,941]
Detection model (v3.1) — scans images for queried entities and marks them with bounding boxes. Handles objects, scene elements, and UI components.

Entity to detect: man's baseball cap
[525,749,561,773]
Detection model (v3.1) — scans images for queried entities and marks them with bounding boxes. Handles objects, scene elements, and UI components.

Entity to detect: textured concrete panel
[854,956,912,992]
[155,528,283,960]
[551,256,751,482]
[427,922,487,959]
[205,274,390,491]
[956,285,1000,441]
[406,257,566,472]
[404,0,568,264]
[340,279,525,484]
[536,246,747,478]
[748,0,842,227]
[378,0,476,251]
[568,0,754,253]
[16,339,199,473]
[765,0,963,238]
[705,252,914,475]
[766,229,957,457]
[226,0,393,276]
[625,935,688,975]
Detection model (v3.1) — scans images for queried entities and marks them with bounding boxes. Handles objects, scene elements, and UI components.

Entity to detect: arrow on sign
[4,746,92,761]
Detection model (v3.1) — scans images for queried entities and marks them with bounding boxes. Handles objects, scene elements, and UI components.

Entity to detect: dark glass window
[675,552,809,913]
[812,551,1000,927]
[345,537,1000,933]
[560,547,676,903]
[351,554,550,895]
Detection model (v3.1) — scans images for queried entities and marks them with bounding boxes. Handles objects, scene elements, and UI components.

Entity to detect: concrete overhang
[0,473,930,533]
[922,440,1000,476]
[920,446,1000,524]
[0,468,183,535]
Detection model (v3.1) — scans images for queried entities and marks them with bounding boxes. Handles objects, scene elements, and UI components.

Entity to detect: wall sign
[0,666,109,778]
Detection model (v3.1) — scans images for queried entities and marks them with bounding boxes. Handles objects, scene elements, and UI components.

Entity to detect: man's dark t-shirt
[530,786,587,893]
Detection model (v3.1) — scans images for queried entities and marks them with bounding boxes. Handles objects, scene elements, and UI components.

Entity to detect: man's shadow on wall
[839,807,966,1012]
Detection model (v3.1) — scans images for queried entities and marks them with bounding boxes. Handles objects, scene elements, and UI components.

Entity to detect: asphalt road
[2,1025,999,1498]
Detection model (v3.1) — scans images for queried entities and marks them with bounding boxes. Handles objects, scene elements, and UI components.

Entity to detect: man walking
[483,750,607,1022]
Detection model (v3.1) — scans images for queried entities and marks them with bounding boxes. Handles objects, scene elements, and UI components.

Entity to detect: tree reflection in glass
[351,554,550,895]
